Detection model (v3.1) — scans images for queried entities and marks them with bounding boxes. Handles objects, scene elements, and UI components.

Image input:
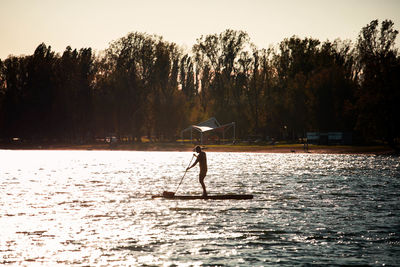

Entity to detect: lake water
[0,150,399,266]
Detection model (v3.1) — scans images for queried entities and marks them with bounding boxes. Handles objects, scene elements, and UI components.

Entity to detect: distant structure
[307,132,352,145]
[181,117,235,145]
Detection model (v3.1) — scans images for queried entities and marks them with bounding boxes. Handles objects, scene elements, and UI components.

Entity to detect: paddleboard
[152,194,253,200]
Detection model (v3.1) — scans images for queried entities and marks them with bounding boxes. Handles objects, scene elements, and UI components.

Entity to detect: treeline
[0,19,399,147]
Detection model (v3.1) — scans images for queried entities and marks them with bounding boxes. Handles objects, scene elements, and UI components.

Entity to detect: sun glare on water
[0,150,399,265]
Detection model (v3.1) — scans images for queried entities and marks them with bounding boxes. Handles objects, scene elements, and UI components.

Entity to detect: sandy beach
[0,142,395,155]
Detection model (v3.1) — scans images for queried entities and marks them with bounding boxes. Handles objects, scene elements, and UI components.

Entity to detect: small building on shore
[306,132,352,145]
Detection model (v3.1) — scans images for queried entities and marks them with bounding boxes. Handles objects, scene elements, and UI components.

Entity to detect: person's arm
[187,156,199,170]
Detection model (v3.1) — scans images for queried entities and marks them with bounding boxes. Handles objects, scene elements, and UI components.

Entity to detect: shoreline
[0,143,396,155]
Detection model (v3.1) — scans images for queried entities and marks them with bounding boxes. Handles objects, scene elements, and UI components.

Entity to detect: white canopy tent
[181,117,235,144]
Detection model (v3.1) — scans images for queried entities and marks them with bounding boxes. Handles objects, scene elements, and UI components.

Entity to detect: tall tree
[25,43,56,139]
[193,29,251,136]
[355,19,400,148]
[1,56,29,138]
[272,36,320,139]
[180,54,196,100]
[102,32,158,141]
[305,40,357,132]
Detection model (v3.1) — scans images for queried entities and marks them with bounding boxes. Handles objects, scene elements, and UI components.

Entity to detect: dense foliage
[0,20,399,147]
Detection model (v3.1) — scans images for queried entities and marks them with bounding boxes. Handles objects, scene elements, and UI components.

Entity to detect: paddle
[163,154,195,198]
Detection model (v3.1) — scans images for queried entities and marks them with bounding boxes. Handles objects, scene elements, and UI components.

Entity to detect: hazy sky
[1,0,399,59]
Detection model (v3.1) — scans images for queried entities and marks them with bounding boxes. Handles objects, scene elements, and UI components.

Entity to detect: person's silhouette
[187,146,208,196]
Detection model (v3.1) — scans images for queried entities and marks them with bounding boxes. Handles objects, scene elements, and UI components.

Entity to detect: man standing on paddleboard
[187,146,208,196]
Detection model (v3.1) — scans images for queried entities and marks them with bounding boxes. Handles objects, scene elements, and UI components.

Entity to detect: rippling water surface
[1,150,399,266]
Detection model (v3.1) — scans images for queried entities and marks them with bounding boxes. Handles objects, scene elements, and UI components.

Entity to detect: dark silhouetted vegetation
[0,20,399,149]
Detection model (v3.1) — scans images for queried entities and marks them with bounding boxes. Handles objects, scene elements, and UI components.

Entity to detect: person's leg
[199,173,207,196]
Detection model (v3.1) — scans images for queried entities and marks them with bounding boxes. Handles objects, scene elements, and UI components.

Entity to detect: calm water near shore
[1,150,399,266]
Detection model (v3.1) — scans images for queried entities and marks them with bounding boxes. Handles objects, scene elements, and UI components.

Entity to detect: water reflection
[0,150,399,265]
